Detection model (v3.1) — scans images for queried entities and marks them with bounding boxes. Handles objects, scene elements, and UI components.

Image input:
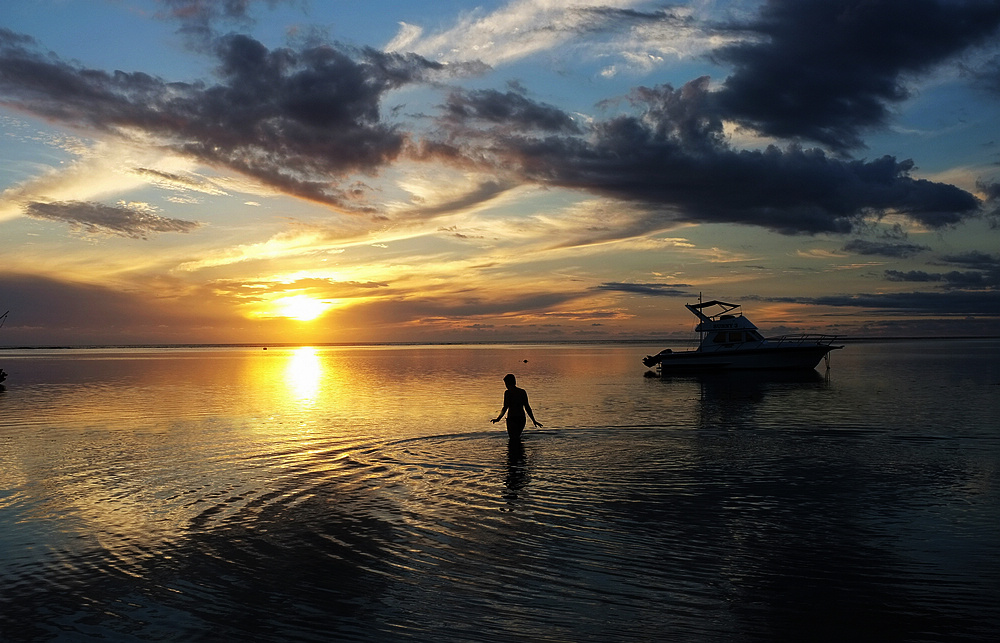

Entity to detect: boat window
[729,331,743,343]
[712,333,728,343]
[748,330,764,341]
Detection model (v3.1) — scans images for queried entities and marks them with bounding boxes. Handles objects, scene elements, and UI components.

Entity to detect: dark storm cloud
[436,78,980,235]
[714,0,1000,151]
[24,201,201,238]
[442,88,580,133]
[941,250,1000,272]
[0,29,453,210]
[883,269,991,288]
[756,289,1000,316]
[595,283,694,297]
[884,270,943,283]
[424,2,997,233]
[884,251,1000,289]
[843,239,930,257]
[978,179,1000,224]
[980,180,1000,202]
[811,291,1000,315]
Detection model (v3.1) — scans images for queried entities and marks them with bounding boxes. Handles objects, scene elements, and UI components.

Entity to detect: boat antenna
[697,293,703,346]
[0,310,7,328]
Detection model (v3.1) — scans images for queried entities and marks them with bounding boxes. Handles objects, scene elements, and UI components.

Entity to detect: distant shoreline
[2,336,999,351]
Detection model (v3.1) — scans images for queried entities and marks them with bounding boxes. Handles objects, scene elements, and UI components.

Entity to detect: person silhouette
[491,373,541,440]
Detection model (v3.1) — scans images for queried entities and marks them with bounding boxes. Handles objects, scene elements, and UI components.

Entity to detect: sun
[274,295,330,321]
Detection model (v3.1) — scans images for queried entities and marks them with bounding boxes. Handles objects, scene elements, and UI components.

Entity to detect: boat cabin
[687,301,766,351]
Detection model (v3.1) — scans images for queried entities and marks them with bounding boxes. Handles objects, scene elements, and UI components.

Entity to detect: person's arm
[524,393,542,427]
[491,391,510,423]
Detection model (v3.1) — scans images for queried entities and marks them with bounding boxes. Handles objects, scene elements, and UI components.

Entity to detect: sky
[1,0,999,346]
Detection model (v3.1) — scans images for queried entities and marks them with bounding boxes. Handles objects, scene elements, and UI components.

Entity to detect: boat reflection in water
[643,300,842,373]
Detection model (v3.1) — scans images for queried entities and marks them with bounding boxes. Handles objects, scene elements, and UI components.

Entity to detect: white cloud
[386,0,729,75]
[387,0,644,66]
[385,21,423,53]
[0,139,150,222]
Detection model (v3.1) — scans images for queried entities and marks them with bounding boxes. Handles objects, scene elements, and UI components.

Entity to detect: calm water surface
[1,341,998,641]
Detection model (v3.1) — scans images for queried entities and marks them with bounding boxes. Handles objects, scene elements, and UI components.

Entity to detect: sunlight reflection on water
[0,341,998,641]
[285,346,323,402]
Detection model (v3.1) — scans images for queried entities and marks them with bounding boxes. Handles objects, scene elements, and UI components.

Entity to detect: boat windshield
[710,330,764,344]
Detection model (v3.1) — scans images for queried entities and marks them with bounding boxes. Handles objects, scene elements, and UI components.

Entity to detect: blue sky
[1,0,999,345]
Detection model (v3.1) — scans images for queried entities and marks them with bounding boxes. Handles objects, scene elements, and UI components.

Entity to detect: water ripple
[2,343,999,641]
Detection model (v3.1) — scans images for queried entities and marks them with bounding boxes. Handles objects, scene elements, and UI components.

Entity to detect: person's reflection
[502,439,529,507]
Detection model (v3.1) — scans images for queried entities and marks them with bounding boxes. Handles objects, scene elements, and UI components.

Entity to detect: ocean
[1,340,998,642]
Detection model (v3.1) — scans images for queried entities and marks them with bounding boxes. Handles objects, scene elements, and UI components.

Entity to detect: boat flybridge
[642,300,842,372]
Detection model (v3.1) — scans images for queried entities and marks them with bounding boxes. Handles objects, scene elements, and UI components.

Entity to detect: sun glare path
[275,295,330,321]
[286,347,323,402]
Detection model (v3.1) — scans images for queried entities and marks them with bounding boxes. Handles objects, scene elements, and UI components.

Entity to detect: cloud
[595,282,694,297]
[332,288,589,331]
[389,0,718,77]
[941,250,1000,272]
[23,200,201,238]
[842,239,930,258]
[713,0,1000,151]
[433,77,982,235]
[390,178,518,221]
[883,270,943,283]
[131,167,230,196]
[154,0,298,45]
[0,29,457,210]
[883,251,1000,290]
[809,291,1000,315]
[978,179,1000,224]
[964,54,1000,95]
[387,0,653,66]
[217,277,391,302]
[1,1,996,238]
[442,87,580,133]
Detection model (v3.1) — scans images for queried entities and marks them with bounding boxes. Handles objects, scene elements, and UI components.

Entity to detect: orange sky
[2,1,999,345]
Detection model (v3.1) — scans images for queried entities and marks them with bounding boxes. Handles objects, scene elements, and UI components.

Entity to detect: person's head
[503,373,516,388]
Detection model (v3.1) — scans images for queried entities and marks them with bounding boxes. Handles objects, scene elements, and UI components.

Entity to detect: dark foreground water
[1,340,998,642]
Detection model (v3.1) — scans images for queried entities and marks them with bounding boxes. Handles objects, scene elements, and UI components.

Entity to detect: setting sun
[274,295,330,321]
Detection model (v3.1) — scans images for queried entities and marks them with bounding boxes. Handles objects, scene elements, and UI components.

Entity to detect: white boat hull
[642,299,843,373]
[648,344,840,372]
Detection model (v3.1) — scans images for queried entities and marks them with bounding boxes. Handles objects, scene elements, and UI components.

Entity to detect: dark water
[1,341,998,642]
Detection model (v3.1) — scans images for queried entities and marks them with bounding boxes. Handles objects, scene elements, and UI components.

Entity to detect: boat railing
[765,334,840,347]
